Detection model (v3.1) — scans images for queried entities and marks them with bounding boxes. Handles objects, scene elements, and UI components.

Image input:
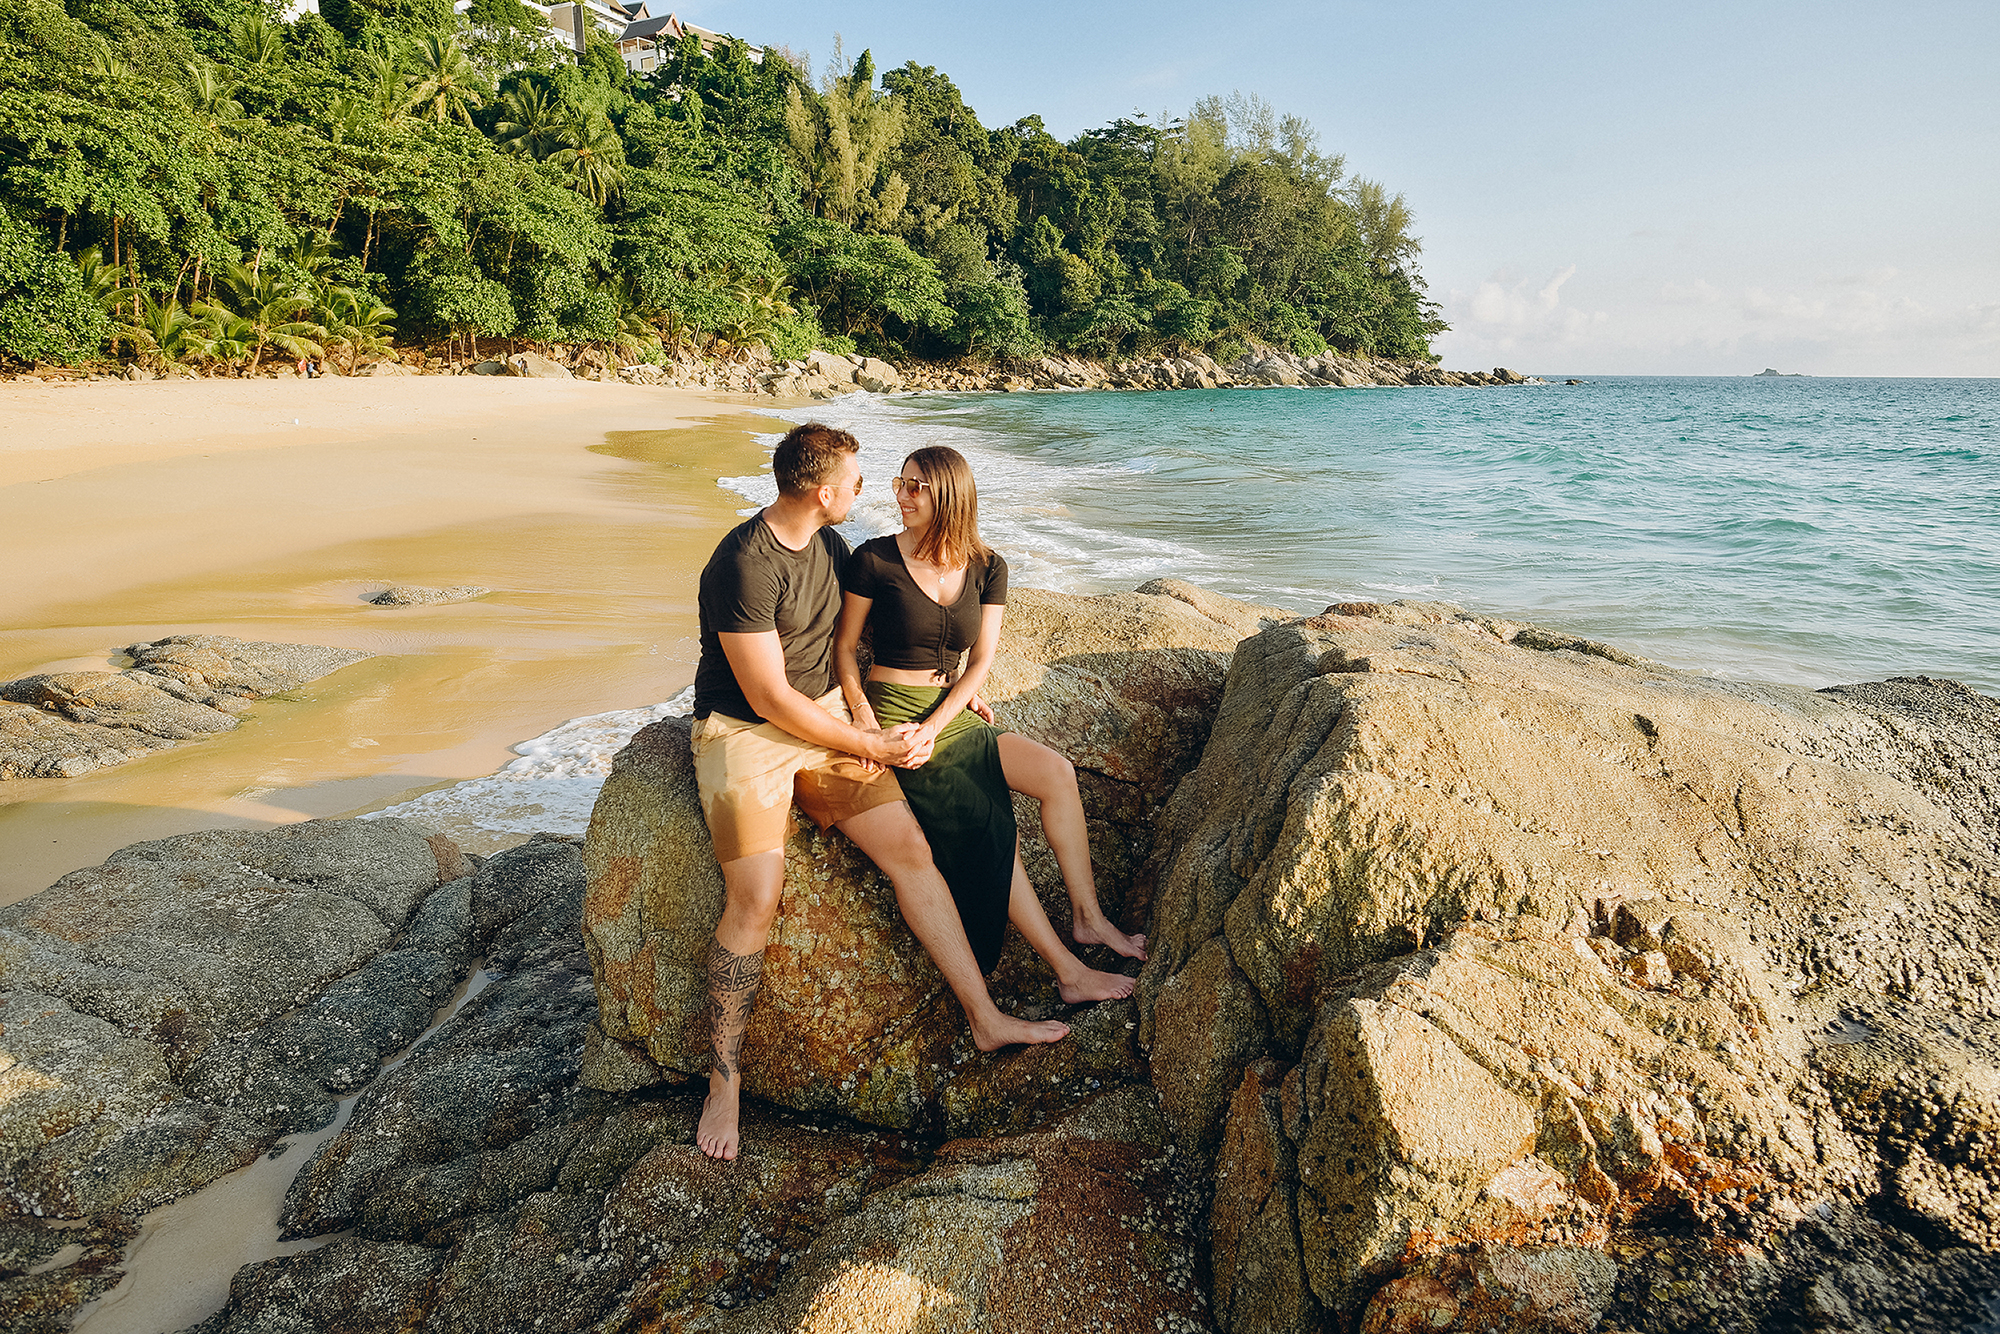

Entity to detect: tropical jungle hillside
[0,0,1448,372]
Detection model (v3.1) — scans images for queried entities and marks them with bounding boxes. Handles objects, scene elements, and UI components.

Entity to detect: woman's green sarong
[864,680,1014,975]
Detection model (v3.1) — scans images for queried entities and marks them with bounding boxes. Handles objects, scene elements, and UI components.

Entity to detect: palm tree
[184,59,247,136]
[547,111,624,205]
[403,33,486,128]
[233,14,285,67]
[283,233,339,286]
[354,42,406,120]
[88,44,131,80]
[189,305,258,374]
[325,94,376,145]
[73,246,131,312]
[491,81,564,160]
[318,286,397,373]
[117,294,199,372]
[210,263,326,375]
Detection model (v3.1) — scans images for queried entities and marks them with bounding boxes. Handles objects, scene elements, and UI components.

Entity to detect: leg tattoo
[707,937,764,1081]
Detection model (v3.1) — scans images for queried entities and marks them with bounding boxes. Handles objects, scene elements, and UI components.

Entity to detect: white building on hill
[523,0,758,74]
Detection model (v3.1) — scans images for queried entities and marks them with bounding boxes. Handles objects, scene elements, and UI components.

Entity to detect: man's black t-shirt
[692,515,851,723]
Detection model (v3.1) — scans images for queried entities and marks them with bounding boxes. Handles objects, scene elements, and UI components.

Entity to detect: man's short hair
[772,423,860,497]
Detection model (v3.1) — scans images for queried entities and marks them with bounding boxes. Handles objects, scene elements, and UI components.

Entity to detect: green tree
[548,110,624,205]
[491,78,564,159]
[319,285,397,371]
[0,204,108,363]
[115,292,201,370]
[403,32,487,127]
[780,217,950,349]
[205,261,326,373]
[784,46,907,231]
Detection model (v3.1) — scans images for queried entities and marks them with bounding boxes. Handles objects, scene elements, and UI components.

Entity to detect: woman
[834,445,1146,1001]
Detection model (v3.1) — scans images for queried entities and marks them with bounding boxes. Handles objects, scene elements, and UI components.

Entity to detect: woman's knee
[1001,734,1074,797]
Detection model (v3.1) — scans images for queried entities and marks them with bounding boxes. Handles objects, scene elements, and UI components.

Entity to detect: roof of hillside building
[614,9,757,55]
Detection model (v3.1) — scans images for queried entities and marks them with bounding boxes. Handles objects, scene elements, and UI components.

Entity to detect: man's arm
[719,631,927,765]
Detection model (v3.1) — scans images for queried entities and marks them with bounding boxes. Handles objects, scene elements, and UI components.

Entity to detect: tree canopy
[0,0,1446,368]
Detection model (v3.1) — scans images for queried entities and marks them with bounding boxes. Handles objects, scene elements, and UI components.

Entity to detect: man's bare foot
[1057,966,1137,1005]
[1073,916,1147,961]
[970,1014,1071,1052]
[696,1075,741,1161]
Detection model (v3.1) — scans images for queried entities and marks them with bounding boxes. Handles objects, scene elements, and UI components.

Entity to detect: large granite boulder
[1137,600,2000,1331]
[579,582,1293,1135]
[0,635,370,779]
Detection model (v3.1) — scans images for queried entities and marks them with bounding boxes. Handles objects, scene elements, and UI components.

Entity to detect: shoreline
[0,376,773,905]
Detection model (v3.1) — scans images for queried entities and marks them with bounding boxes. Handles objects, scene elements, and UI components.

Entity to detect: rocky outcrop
[578,581,1295,1137]
[0,635,370,779]
[896,348,1543,394]
[507,350,572,379]
[595,342,1535,397]
[1139,600,2000,1332]
[365,584,491,607]
[8,585,1997,1334]
[0,819,476,1327]
[162,835,1207,1334]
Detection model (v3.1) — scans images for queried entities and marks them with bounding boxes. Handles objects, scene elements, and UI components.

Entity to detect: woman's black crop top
[843,536,1009,675]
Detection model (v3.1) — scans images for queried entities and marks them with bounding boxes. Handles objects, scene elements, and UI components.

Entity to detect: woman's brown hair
[904,446,992,570]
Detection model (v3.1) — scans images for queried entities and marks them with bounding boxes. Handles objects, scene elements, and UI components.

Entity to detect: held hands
[862,722,935,769]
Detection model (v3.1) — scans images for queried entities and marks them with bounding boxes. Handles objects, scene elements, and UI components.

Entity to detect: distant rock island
[1755,367,1810,376]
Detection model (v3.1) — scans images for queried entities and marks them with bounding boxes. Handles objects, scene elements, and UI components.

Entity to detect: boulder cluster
[0,634,369,779]
[904,350,1536,393]
[370,343,1537,398]
[2,584,1995,1333]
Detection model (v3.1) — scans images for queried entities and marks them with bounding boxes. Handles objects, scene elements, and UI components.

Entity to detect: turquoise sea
[739,376,2000,695]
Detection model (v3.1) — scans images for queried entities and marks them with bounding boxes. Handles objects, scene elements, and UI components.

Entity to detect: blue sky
[678,0,1999,376]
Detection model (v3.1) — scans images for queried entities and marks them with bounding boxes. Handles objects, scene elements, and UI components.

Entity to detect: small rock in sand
[366,585,490,607]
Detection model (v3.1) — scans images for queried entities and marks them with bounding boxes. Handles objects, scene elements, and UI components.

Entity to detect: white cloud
[1444,265,1608,363]
[1434,263,2000,376]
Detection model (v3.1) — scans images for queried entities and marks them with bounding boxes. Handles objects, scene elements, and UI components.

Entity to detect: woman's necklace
[900,537,956,601]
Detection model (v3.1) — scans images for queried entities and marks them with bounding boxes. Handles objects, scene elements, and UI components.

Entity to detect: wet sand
[1,376,777,904]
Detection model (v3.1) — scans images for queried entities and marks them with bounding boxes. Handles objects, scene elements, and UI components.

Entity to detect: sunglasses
[889,477,933,495]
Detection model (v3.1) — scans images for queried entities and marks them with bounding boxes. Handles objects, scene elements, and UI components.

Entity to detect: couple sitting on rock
[688,422,1145,1160]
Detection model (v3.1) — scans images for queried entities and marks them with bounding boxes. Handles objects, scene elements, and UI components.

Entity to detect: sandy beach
[1,375,773,905]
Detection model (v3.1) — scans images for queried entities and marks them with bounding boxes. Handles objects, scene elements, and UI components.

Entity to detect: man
[689,422,1068,1161]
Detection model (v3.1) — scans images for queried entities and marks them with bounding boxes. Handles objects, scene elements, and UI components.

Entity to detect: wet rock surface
[0,634,370,778]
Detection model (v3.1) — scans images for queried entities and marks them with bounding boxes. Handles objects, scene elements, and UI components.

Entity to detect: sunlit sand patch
[0,379,771,904]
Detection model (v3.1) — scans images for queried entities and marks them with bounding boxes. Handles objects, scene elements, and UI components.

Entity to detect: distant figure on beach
[687,423,1069,1162]
[834,444,1147,984]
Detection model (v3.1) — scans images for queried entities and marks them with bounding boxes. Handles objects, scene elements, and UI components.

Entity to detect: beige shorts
[690,690,904,863]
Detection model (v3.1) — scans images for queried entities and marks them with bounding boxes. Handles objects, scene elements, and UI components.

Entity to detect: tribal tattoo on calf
[707,937,764,1081]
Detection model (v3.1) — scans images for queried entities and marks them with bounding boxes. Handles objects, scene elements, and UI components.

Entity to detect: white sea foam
[362,686,695,843]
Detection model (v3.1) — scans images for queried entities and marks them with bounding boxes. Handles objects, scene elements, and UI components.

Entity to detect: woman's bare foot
[1073,915,1147,961]
[970,1014,1071,1052]
[1057,966,1137,1005]
[696,1074,741,1161]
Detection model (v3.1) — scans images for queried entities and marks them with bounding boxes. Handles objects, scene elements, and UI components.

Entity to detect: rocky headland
[591,345,1537,398]
[1,584,1995,1333]
[8,345,1537,398]
[0,636,371,780]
